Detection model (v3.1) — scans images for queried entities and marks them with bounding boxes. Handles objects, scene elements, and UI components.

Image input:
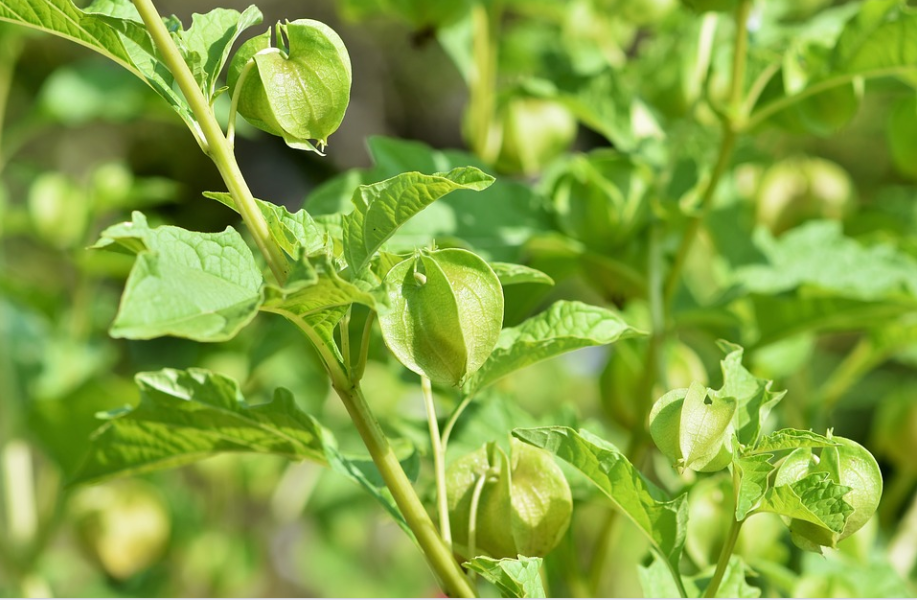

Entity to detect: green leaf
[324,444,416,537]
[463,556,546,598]
[638,553,688,599]
[489,262,555,287]
[830,0,917,80]
[204,191,329,258]
[679,382,736,472]
[306,136,554,262]
[94,212,262,342]
[734,221,917,301]
[715,342,786,447]
[750,429,838,454]
[734,454,774,521]
[342,167,494,272]
[378,248,503,386]
[261,254,382,318]
[642,553,760,598]
[168,6,262,103]
[512,427,687,572]
[742,294,917,347]
[0,0,136,72]
[761,473,853,534]
[465,300,642,396]
[72,368,326,484]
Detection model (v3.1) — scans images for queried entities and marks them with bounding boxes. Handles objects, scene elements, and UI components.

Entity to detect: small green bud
[649,382,736,473]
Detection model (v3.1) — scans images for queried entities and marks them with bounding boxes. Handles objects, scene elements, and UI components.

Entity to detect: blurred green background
[3,0,917,597]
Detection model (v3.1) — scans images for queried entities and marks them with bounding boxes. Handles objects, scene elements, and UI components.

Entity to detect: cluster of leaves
[2,0,917,598]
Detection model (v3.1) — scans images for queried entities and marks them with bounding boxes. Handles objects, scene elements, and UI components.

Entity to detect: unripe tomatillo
[446,439,572,560]
[649,382,736,473]
[227,20,351,154]
[378,248,503,387]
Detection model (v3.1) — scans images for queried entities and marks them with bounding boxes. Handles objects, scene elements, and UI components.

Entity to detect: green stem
[1,440,37,551]
[703,516,743,598]
[422,376,452,547]
[467,471,489,579]
[284,314,474,598]
[442,394,474,451]
[740,62,780,119]
[663,0,750,305]
[336,382,475,598]
[226,58,256,148]
[352,310,376,384]
[815,336,884,416]
[340,307,352,373]
[590,223,664,595]
[741,67,917,132]
[587,507,619,595]
[468,1,500,163]
[131,0,288,284]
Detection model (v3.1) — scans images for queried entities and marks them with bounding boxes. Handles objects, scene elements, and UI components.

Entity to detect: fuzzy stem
[283,313,475,598]
[131,0,288,284]
[335,381,475,598]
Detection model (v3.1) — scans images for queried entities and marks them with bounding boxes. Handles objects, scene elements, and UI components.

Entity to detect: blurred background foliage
[2,0,917,596]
